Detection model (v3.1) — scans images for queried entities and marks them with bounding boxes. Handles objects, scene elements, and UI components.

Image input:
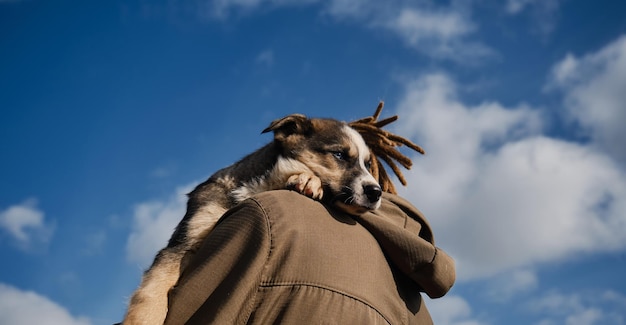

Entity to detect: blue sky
[1,0,626,324]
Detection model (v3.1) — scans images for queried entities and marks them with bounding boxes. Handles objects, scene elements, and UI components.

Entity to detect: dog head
[263,114,382,214]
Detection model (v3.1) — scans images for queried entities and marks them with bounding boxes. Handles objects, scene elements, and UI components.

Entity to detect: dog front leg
[286,172,324,200]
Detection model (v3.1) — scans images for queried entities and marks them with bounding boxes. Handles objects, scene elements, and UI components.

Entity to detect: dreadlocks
[349,101,425,194]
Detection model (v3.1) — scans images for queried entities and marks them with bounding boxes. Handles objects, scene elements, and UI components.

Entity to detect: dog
[123,114,383,324]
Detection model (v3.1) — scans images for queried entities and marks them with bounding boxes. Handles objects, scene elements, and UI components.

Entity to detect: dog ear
[262,114,312,139]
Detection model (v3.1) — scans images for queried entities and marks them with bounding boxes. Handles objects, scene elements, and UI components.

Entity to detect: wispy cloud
[428,295,486,325]
[504,0,562,36]
[211,0,319,18]
[325,1,494,62]
[388,8,474,43]
[527,290,626,325]
[381,6,494,63]
[0,283,91,325]
[505,0,532,14]
[0,199,54,250]
[126,184,193,267]
[394,70,626,280]
[175,0,494,63]
[547,34,626,164]
[486,269,538,301]
[333,1,494,63]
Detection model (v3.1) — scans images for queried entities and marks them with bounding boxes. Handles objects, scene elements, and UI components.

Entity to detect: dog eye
[331,151,346,161]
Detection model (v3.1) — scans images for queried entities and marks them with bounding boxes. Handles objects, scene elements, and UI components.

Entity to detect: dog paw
[287,173,324,200]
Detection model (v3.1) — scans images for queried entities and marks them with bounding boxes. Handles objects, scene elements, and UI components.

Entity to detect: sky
[1,0,626,324]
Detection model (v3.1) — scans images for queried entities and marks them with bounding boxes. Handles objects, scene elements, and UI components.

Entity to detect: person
[163,189,455,324]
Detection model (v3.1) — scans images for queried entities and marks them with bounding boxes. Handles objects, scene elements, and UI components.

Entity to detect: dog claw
[287,173,324,200]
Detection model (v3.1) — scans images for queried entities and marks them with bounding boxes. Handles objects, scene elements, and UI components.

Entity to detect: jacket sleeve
[164,199,271,325]
[355,194,456,299]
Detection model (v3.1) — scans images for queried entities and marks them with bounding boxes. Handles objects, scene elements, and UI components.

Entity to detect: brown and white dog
[123,114,382,324]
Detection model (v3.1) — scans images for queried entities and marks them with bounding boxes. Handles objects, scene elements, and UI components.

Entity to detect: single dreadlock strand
[372,115,398,128]
[386,133,425,154]
[381,162,397,193]
[368,154,385,192]
[375,157,397,194]
[351,116,375,125]
[372,101,384,120]
[378,154,407,186]
[369,150,380,184]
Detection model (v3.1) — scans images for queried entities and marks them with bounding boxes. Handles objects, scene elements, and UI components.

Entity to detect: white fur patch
[344,125,372,172]
[343,125,382,210]
[214,174,237,189]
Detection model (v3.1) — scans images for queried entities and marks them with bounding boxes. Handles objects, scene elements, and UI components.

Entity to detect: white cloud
[602,290,626,307]
[210,0,263,18]
[505,0,533,14]
[504,0,561,36]
[0,199,54,249]
[428,295,486,325]
[548,53,579,85]
[126,184,192,267]
[486,269,538,301]
[198,0,492,63]
[0,283,90,325]
[547,34,626,164]
[528,290,626,325]
[208,0,315,19]
[391,8,472,41]
[322,0,369,18]
[394,72,626,280]
[382,7,493,62]
[505,0,560,15]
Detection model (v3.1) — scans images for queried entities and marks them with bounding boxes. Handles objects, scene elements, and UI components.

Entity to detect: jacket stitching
[236,198,274,325]
[258,282,393,325]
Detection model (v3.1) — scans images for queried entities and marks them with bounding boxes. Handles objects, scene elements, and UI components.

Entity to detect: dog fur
[123,114,382,324]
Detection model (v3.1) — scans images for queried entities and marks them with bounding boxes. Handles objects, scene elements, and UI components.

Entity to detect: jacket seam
[258,282,393,325]
[237,198,274,325]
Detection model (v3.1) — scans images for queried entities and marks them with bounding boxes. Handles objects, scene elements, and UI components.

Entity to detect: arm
[354,194,456,299]
[164,199,271,325]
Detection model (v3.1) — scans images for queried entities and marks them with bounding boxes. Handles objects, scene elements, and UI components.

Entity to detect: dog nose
[363,184,382,203]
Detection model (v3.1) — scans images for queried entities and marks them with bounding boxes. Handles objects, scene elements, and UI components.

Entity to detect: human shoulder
[247,190,331,221]
[377,193,434,243]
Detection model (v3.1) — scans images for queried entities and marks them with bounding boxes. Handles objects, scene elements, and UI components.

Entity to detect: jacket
[164,190,455,324]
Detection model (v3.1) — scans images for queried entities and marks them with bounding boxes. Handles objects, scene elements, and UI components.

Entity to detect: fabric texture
[164,190,455,325]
